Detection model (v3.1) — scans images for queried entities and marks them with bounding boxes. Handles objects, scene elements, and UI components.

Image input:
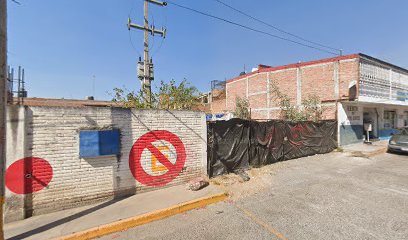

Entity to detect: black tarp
[207,119,337,177]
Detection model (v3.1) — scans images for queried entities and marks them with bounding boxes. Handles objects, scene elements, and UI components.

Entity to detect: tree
[111,87,149,109]
[234,97,250,119]
[269,80,324,122]
[111,79,200,110]
[302,94,324,122]
[156,79,200,110]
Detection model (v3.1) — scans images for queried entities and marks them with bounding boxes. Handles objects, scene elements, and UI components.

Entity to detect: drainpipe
[335,100,340,146]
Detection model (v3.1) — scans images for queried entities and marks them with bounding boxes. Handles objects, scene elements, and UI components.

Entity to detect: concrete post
[296,67,302,106]
[334,61,340,99]
[266,72,270,119]
[0,0,7,238]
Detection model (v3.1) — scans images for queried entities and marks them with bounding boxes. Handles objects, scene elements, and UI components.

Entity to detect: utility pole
[0,0,7,238]
[128,0,167,107]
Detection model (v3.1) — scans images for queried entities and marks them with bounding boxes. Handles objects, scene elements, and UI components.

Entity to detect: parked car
[388,127,408,153]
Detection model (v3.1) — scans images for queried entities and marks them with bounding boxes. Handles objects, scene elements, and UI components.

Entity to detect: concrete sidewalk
[341,140,388,157]
[5,185,226,240]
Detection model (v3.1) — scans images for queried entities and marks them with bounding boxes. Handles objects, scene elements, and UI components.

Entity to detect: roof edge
[358,53,408,74]
[227,54,360,84]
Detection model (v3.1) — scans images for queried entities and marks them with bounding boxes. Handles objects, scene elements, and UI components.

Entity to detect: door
[363,108,378,138]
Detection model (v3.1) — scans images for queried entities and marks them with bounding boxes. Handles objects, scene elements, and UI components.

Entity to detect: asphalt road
[100,152,408,240]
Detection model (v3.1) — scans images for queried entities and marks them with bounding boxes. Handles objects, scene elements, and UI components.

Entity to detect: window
[404,112,408,126]
[384,111,396,129]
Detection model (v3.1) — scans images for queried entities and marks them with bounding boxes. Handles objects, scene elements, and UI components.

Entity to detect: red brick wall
[226,78,246,111]
[248,94,267,110]
[248,74,267,93]
[250,110,268,120]
[268,109,284,119]
[226,56,360,120]
[322,105,337,120]
[211,98,226,113]
[270,69,298,107]
[301,64,335,102]
[339,59,359,98]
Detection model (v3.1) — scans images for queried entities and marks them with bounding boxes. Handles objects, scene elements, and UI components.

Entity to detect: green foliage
[234,97,250,119]
[302,94,324,122]
[111,87,148,109]
[269,81,324,122]
[156,79,200,110]
[111,79,200,110]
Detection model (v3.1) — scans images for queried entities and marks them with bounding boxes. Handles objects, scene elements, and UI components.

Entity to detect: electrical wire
[128,0,167,57]
[150,13,156,51]
[11,0,21,5]
[214,0,342,54]
[128,0,143,57]
[151,7,168,58]
[166,0,339,56]
[128,30,142,58]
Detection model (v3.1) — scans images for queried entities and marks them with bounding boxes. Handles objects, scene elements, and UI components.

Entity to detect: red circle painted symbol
[129,130,186,187]
[5,157,53,194]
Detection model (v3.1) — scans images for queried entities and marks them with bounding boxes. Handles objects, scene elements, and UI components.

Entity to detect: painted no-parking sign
[129,130,186,187]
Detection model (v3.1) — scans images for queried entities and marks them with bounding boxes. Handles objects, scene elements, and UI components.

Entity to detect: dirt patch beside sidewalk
[210,161,290,200]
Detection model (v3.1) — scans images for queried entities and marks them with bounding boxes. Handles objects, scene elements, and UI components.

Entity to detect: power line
[166,1,339,56]
[11,0,21,5]
[128,30,142,57]
[151,5,168,58]
[128,0,167,107]
[214,0,342,54]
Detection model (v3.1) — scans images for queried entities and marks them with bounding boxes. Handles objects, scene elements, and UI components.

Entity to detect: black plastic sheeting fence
[207,119,337,177]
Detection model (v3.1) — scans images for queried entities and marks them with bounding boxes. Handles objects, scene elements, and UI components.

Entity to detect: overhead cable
[166,1,339,56]
[214,0,342,54]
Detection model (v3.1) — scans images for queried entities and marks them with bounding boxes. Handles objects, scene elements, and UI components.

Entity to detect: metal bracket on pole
[127,19,166,38]
[147,0,167,6]
[127,0,166,107]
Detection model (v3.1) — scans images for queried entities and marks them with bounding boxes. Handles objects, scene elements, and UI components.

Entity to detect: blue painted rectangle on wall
[80,129,120,158]
[99,130,120,156]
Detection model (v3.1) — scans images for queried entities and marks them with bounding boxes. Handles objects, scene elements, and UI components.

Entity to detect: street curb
[56,192,228,240]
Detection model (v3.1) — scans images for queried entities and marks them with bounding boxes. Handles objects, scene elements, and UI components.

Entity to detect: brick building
[223,53,408,145]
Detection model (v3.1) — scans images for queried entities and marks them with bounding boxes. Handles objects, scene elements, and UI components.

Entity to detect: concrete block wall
[5,105,207,222]
[210,98,226,114]
[226,55,360,120]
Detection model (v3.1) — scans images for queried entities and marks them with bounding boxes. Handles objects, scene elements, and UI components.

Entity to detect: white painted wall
[338,102,363,126]
[5,106,207,222]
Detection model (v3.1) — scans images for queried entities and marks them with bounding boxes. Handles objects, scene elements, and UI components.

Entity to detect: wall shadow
[23,107,33,218]
[110,107,136,198]
[7,197,130,240]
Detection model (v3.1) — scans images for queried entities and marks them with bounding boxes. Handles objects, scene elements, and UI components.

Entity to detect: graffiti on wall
[129,130,186,187]
[5,130,188,195]
[288,123,311,145]
[208,119,337,177]
[5,157,53,194]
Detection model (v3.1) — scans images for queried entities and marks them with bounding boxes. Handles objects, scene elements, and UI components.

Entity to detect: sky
[7,0,408,100]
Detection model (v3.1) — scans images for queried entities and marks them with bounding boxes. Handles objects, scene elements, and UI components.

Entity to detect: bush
[234,97,250,119]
